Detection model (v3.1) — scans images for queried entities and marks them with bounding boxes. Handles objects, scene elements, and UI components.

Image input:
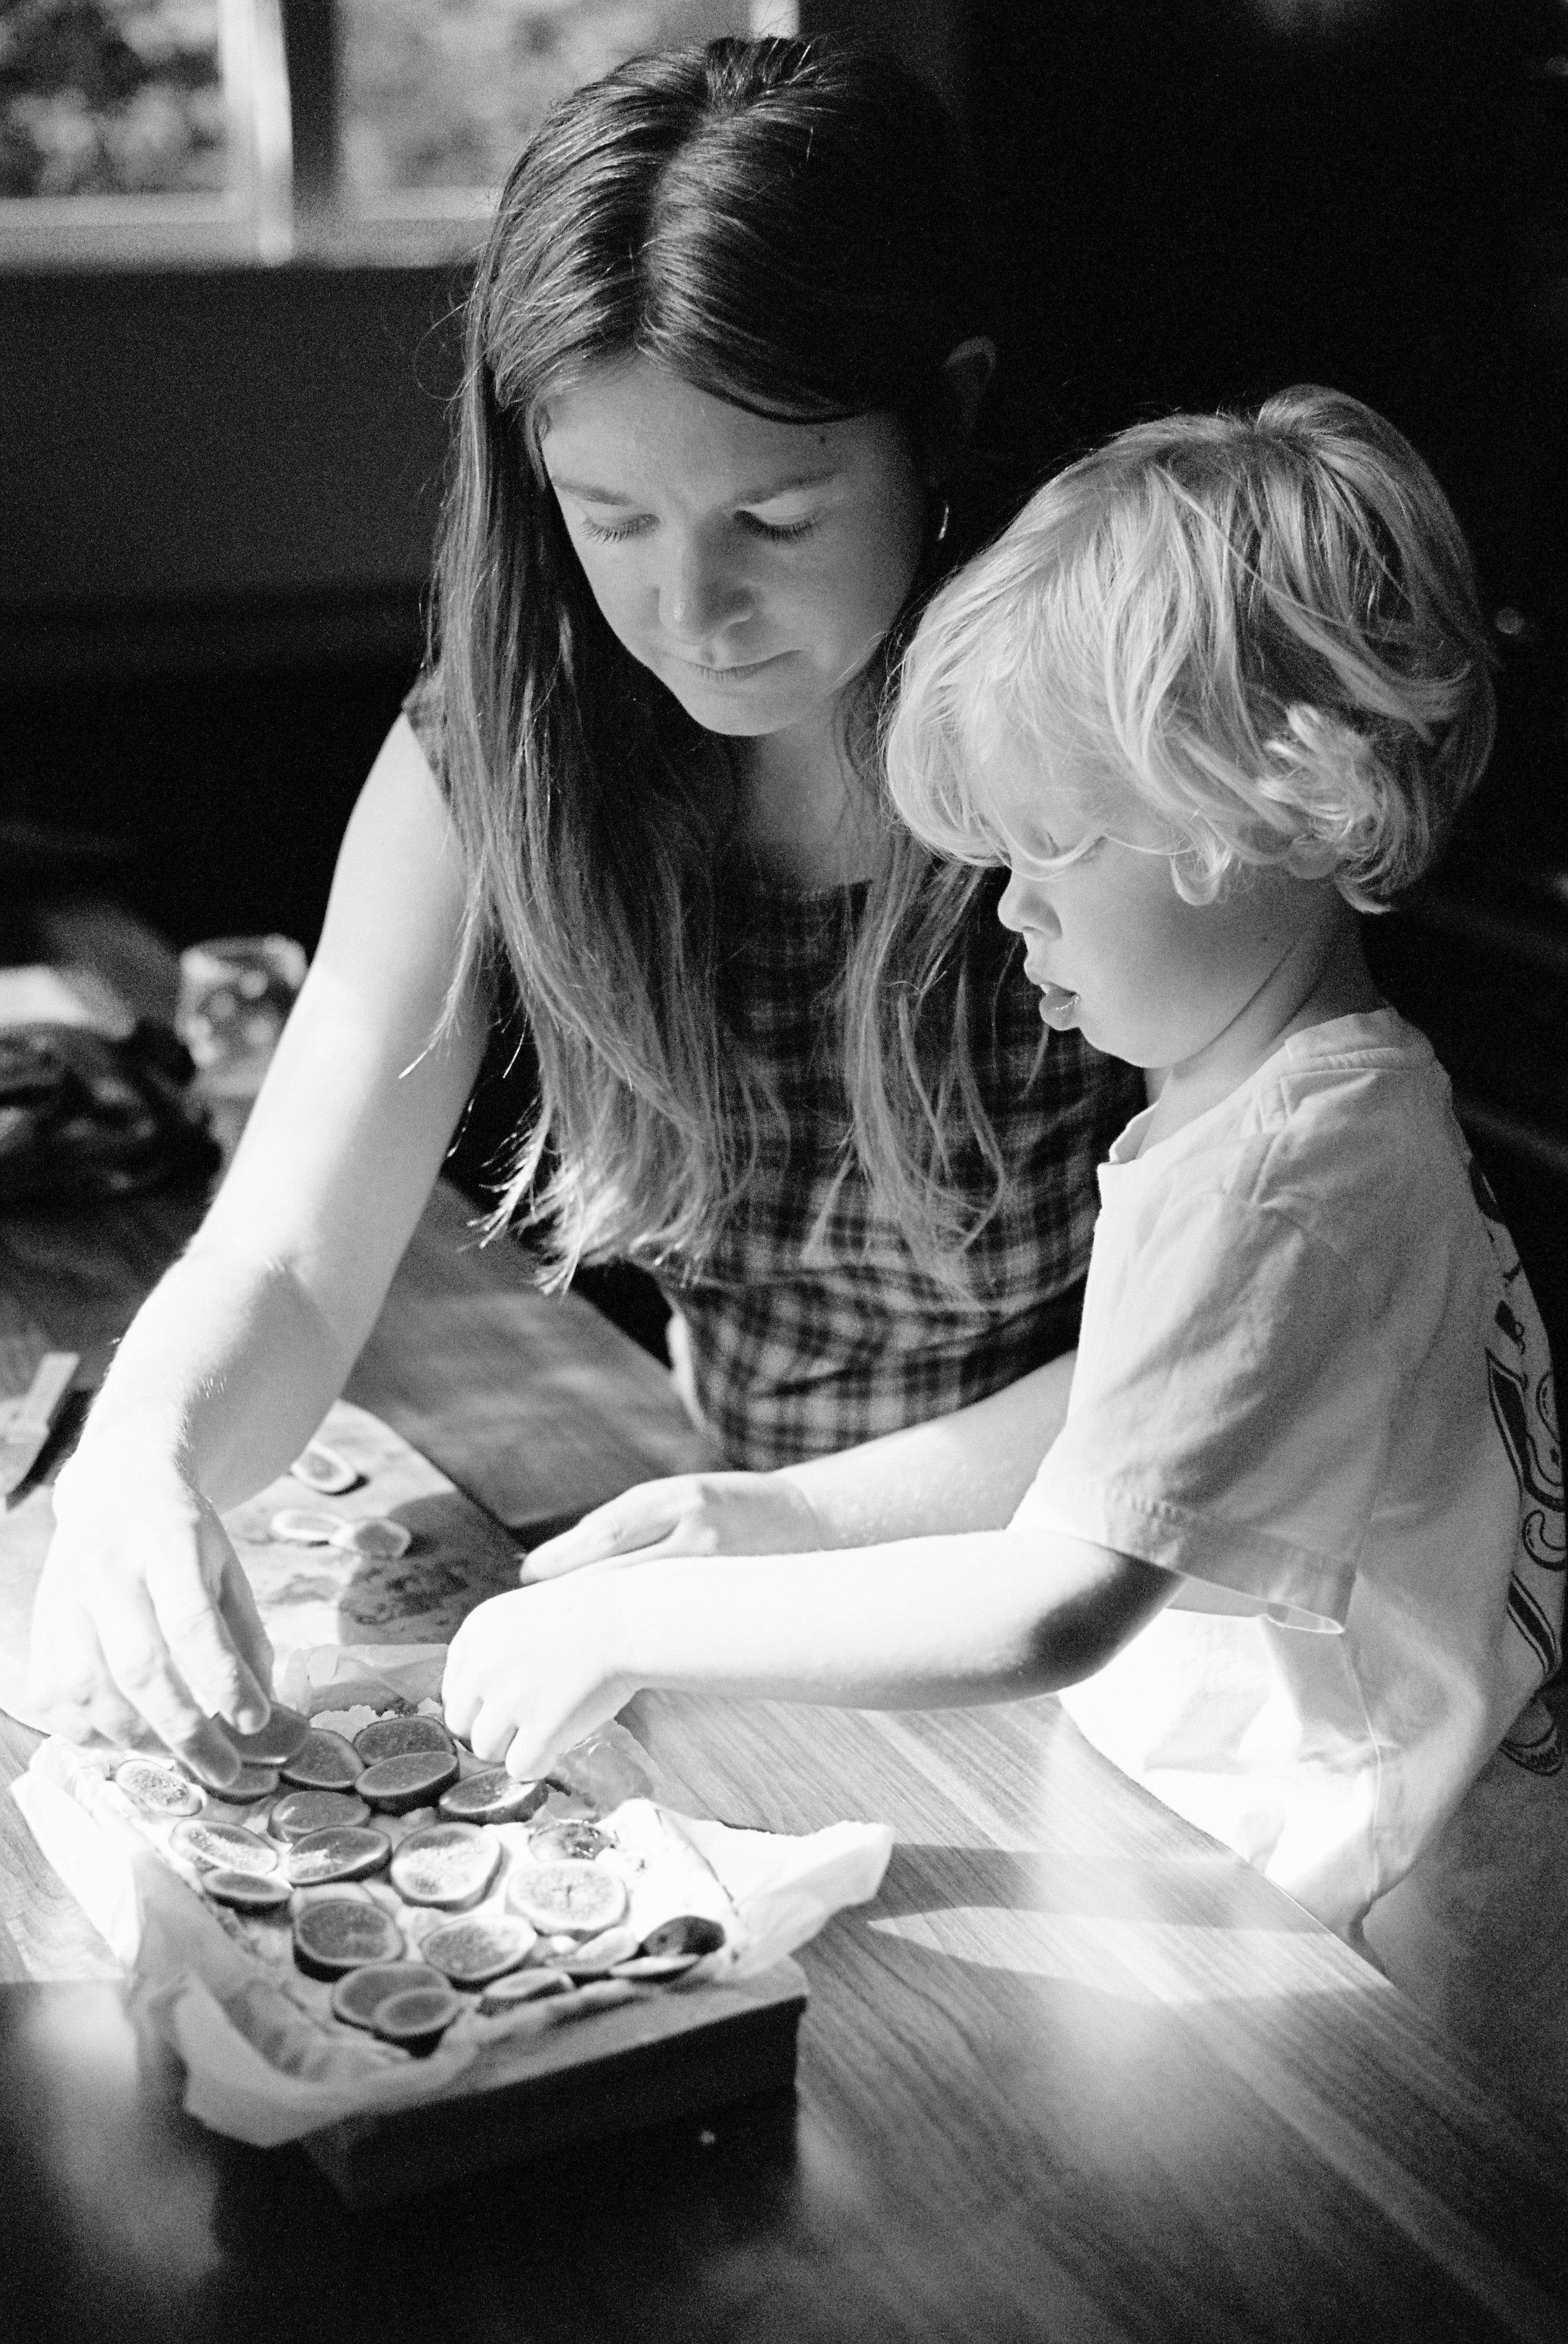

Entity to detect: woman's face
[539,356,927,740]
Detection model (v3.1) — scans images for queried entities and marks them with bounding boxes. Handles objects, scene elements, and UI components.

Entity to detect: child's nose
[998,870,1058,940]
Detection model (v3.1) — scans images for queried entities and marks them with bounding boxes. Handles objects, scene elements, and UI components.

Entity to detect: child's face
[986,737,1317,1074]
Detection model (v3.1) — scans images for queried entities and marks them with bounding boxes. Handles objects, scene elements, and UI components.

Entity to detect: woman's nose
[659,535,751,643]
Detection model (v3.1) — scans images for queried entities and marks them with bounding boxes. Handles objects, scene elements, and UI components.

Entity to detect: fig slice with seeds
[331,1961,446,2032]
[285,1826,392,1886]
[390,1821,502,1910]
[171,1819,279,1875]
[558,1923,641,1979]
[478,1968,575,2015]
[420,1913,537,1988]
[211,1703,311,1765]
[353,1715,454,1767]
[356,1748,460,1814]
[268,1787,372,1842]
[113,1757,204,1817]
[267,1509,343,1547]
[507,1860,628,1937]
[370,1982,461,2055]
[204,1868,293,1913]
[291,1441,361,1496]
[640,1914,727,1959]
[329,1517,412,1560]
[438,1768,547,1826]
[202,1761,281,1805]
[293,1897,403,1980]
[279,1729,365,1793]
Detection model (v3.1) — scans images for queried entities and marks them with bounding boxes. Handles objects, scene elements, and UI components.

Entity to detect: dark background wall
[2,0,1565,1346]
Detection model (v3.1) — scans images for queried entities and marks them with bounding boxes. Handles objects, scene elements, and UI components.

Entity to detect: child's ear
[941,338,998,446]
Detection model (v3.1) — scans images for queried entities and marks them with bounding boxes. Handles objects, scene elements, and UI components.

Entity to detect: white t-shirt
[1014,1009,1564,1934]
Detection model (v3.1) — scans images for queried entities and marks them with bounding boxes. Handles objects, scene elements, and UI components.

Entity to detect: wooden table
[3,1177,1567,2344]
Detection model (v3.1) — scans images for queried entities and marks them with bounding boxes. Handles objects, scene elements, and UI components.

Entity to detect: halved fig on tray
[203,1867,293,1913]
[478,1968,574,2015]
[389,1821,502,1910]
[330,1961,447,2032]
[357,1749,460,1814]
[170,1819,279,1875]
[280,1730,365,1793]
[268,1788,373,1841]
[420,1913,537,1988]
[285,1826,392,1886]
[200,1761,281,1805]
[113,1757,204,1817]
[507,1859,628,1937]
[437,1768,547,1826]
[293,1897,403,1979]
[369,1982,461,2054]
[291,1441,361,1496]
[353,1714,454,1767]
[639,1915,728,1959]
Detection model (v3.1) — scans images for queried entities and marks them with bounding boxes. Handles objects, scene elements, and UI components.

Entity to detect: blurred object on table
[0,1018,217,1209]
[175,930,305,1155]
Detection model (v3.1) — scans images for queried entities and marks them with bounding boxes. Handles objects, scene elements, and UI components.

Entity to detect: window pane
[0,0,228,199]
[340,0,770,201]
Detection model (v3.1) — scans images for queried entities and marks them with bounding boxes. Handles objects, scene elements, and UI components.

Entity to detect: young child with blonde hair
[443,386,1563,1940]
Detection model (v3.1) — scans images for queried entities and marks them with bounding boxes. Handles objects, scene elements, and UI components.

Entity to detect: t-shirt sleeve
[1014,1187,1388,1627]
[402,666,447,795]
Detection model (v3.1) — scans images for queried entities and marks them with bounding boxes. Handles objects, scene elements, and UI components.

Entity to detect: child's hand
[521,1471,823,1578]
[442,1580,636,1780]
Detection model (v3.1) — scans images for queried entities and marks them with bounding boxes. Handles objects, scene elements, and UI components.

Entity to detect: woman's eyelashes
[575,509,820,547]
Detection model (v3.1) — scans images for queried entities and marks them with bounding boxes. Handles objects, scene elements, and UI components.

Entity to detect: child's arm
[521,1350,1079,1574]
[442,1527,1175,1779]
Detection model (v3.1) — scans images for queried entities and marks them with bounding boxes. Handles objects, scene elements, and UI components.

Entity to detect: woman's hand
[443,1580,634,1779]
[521,1470,824,1579]
[28,1438,275,1782]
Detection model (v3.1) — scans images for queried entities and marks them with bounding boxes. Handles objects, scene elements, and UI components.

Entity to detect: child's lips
[1031,976,1081,1029]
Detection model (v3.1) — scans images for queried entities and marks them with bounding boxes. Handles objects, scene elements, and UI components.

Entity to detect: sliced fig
[610,1953,701,1982]
[280,1729,365,1793]
[558,1923,641,1979]
[478,1968,574,2015]
[370,1982,460,2054]
[211,1703,311,1765]
[293,1897,403,1980]
[353,1715,455,1767]
[268,1788,372,1842]
[389,1821,503,1910]
[170,1819,278,1875]
[438,1768,547,1826]
[203,1867,293,1912]
[329,1518,412,1560]
[285,1826,392,1886]
[291,1441,361,1496]
[528,1819,613,1863]
[202,1761,281,1805]
[113,1757,204,1817]
[641,1914,727,1959]
[420,1913,537,1988]
[267,1509,343,1547]
[356,1749,460,1814]
[507,1860,628,1937]
[331,1961,446,2032]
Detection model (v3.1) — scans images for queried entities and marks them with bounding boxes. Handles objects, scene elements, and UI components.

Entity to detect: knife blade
[0,1350,81,1502]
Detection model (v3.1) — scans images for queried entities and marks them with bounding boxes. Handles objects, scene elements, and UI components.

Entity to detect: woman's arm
[28,717,489,1773]
[521,1347,1077,1573]
[445,1522,1174,1776]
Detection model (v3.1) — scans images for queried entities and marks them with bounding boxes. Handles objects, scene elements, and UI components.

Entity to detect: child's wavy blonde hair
[885,386,1496,911]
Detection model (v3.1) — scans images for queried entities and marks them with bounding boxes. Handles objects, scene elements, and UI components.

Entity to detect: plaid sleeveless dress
[405,676,1141,1468]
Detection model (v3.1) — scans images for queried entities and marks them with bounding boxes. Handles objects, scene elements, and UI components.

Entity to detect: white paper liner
[16,1644,893,2149]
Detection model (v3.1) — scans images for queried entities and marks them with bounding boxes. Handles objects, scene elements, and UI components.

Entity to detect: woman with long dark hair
[29,38,1138,1770]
